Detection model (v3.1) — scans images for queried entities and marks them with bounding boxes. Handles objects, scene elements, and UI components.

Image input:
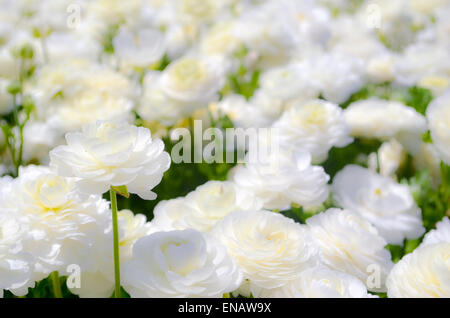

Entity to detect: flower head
[212,210,319,294]
[332,165,425,245]
[122,229,242,297]
[49,121,171,199]
[306,208,393,292]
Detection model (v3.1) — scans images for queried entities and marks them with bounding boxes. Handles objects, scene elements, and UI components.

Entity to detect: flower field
[0,0,449,298]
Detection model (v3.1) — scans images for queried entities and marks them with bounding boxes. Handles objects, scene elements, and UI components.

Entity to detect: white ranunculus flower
[386,243,450,297]
[377,139,407,177]
[231,150,330,210]
[234,3,298,69]
[159,56,225,104]
[297,267,376,298]
[301,52,366,104]
[212,210,319,294]
[254,266,375,298]
[421,217,450,247]
[332,165,425,245]
[68,209,155,298]
[306,208,393,292]
[0,165,111,281]
[138,56,225,125]
[213,94,275,129]
[49,121,171,199]
[177,0,223,25]
[22,121,62,164]
[152,181,262,232]
[258,64,319,104]
[122,229,242,297]
[426,91,450,165]
[0,212,36,296]
[272,99,353,163]
[200,21,242,58]
[344,98,427,154]
[113,27,166,68]
[28,59,136,133]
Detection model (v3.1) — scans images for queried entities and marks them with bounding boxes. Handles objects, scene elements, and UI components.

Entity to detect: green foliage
[102,24,120,54]
[340,83,433,116]
[322,138,381,180]
[404,165,449,231]
[3,275,78,298]
[401,86,433,115]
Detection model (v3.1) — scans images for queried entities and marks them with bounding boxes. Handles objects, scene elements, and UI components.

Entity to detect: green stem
[110,187,121,298]
[51,271,62,298]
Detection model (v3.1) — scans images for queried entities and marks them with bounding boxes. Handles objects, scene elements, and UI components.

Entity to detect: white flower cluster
[0,0,449,299]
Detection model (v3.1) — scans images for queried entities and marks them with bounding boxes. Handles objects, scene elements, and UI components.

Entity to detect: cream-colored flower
[386,243,450,297]
[231,150,330,210]
[0,212,36,296]
[68,209,155,298]
[306,208,393,292]
[212,210,319,293]
[152,181,262,232]
[214,94,275,129]
[332,165,424,245]
[49,121,171,199]
[122,229,242,297]
[421,217,450,247]
[28,59,136,133]
[344,98,427,154]
[252,266,375,298]
[426,91,450,165]
[0,165,110,281]
[113,27,166,68]
[377,139,407,177]
[138,56,225,125]
[272,99,352,163]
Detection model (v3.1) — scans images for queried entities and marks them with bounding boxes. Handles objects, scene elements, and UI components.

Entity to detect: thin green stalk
[51,271,62,298]
[110,187,121,298]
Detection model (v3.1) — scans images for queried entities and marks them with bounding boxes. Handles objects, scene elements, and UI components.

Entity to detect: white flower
[301,52,366,104]
[152,181,262,232]
[113,27,166,68]
[0,165,110,281]
[176,0,223,25]
[49,121,171,199]
[28,59,136,133]
[272,99,353,163]
[421,217,450,247]
[122,229,242,297]
[258,64,319,104]
[200,21,242,58]
[212,210,319,294]
[68,209,154,298]
[253,266,374,298]
[332,165,425,245]
[213,94,275,129]
[426,91,450,165]
[0,212,36,296]
[234,3,298,69]
[22,121,62,164]
[377,139,407,177]
[297,267,375,298]
[306,208,393,292]
[386,243,450,297]
[231,150,329,210]
[344,98,427,154]
[138,56,225,125]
